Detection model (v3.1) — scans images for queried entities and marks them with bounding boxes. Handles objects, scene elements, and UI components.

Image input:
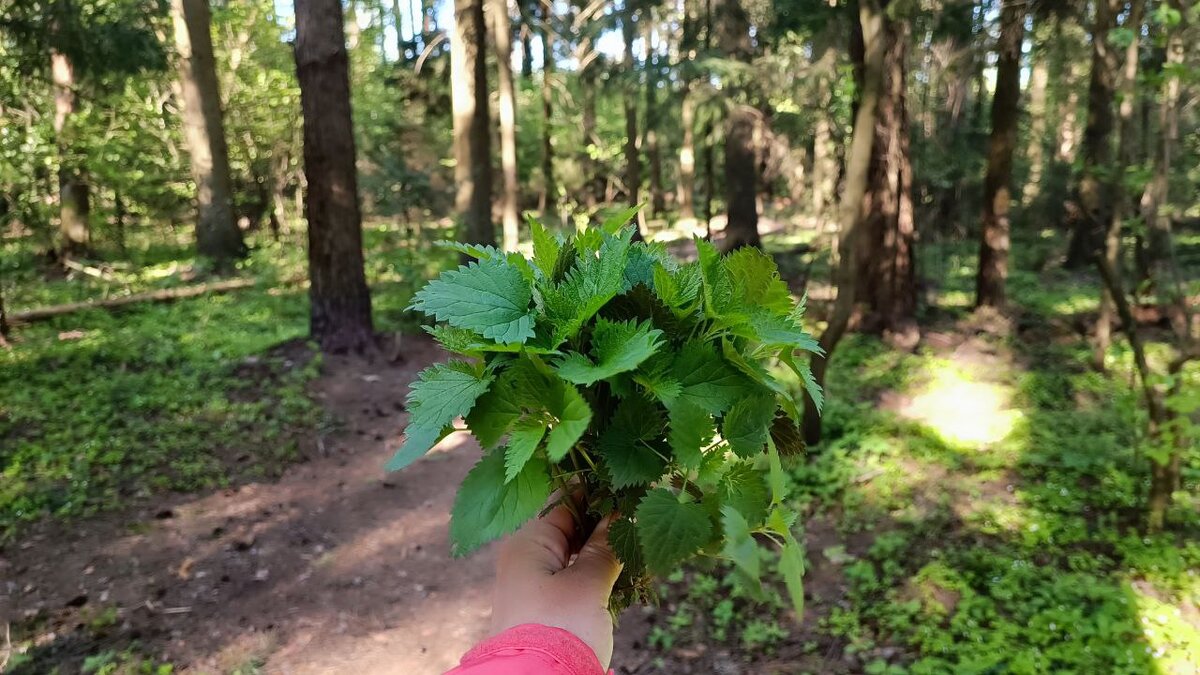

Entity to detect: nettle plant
[387,212,823,614]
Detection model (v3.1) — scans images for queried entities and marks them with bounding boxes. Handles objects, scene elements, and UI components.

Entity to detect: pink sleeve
[446,623,609,675]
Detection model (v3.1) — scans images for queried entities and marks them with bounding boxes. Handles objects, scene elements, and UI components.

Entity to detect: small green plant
[387,213,822,611]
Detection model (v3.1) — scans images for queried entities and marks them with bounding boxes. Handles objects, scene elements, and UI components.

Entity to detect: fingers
[562,514,623,595]
[499,498,578,575]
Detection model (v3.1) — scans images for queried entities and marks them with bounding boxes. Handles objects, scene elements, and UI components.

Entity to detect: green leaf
[465,382,522,449]
[436,240,503,260]
[623,243,670,291]
[635,488,715,575]
[695,237,735,317]
[780,349,824,414]
[599,204,642,234]
[721,338,800,422]
[423,325,486,354]
[410,258,536,344]
[544,381,592,460]
[770,412,805,457]
[504,418,548,482]
[666,400,714,470]
[672,340,753,415]
[721,505,764,597]
[766,506,806,619]
[609,516,645,573]
[543,230,633,342]
[528,215,561,277]
[723,247,793,316]
[450,451,552,556]
[385,424,453,472]
[406,361,494,431]
[749,313,823,354]
[554,318,664,385]
[599,398,668,488]
[767,438,788,505]
[721,395,776,458]
[718,460,769,526]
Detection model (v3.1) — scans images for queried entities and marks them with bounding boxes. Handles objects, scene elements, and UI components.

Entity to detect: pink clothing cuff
[457,623,608,675]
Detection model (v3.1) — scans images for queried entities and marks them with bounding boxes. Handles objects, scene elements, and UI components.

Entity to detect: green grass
[0,222,456,536]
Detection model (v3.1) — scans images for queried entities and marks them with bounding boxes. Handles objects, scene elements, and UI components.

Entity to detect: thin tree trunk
[1064,0,1118,269]
[803,0,886,445]
[1022,35,1049,206]
[580,50,601,208]
[539,2,556,212]
[452,0,495,245]
[975,0,1025,309]
[171,0,246,266]
[1140,0,1184,294]
[621,2,640,212]
[643,10,665,216]
[392,0,406,60]
[679,95,697,220]
[490,0,519,250]
[51,48,89,258]
[810,23,839,220]
[294,0,375,353]
[1094,0,1144,367]
[0,276,9,345]
[715,0,758,250]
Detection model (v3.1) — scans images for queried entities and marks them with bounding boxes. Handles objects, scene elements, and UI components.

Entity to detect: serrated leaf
[450,451,551,556]
[721,505,764,598]
[623,244,670,291]
[528,215,560,277]
[504,418,548,482]
[719,460,770,526]
[666,400,714,470]
[544,381,592,460]
[766,506,806,619]
[770,412,805,457]
[721,338,800,422]
[436,240,503,260]
[609,517,645,572]
[780,349,824,413]
[543,231,633,342]
[550,238,577,283]
[406,361,494,431]
[410,258,536,344]
[767,438,787,505]
[599,204,642,234]
[673,340,754,415]
[599,399,668,488]
[749,313,823,354]
[636,488,715,575]
[721,395,777,458]
[695,237,734,316]
[554,318,664,385]
[465,380,522,449]
[385,424,453,471]
[724,247,794,316]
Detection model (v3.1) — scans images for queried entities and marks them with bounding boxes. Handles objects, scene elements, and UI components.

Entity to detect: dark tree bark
[643,10,665,216]
[452,0,495,245]
[677,0,699,220]
[577,29,602,208]
[853,13,916,334]
[51,48,89,258]
[294,0,375,353]
[171,0,247,266]
[490,0,519,250]
[621,2,640,212]
[715,0,759,251]
[974,0,1026,308]
[803,0,886,445]
[810,22,839,220]
[539,1,555,213]
[0,277,9,345]
[1064,0,1119,269]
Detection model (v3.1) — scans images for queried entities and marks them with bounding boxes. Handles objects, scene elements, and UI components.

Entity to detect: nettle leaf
[385,424,453,472]
[609,516,645,573]
[599,203,642,234]
[749,313,823,354]
[673,340,754,415]
[767,506,806,619]
[451,451,551,556]
[504,418,548,482]
[542,229,633,342]
[599,398,667,488]
[721,338,801,422]
[436,240,503,260]
[406,361,494,430]
[722,395,777,458]
[555,318,664,385]
[770,412,806,457]
[528,216,561,277]
[410,257,536,344]
[666,400,714,470]
[636,488,715,575]
[723,247,794,316]
[721,505,764,598]
[780,348,824,413]
[465,382,522,449]
[719,460,770,526]
[545,380,592,460]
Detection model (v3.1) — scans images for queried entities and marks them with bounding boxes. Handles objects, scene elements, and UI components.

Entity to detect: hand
[490,498,623,669]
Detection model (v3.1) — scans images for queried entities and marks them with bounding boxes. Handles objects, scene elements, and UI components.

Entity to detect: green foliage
[391,222,823,609]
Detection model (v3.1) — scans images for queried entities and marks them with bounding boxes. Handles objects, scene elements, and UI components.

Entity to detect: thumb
[564,514,623,594]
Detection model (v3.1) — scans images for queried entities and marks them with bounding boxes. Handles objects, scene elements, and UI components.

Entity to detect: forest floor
[3,222,1200,674]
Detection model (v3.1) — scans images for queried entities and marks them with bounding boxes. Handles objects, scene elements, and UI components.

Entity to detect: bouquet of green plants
[387,211,823,614]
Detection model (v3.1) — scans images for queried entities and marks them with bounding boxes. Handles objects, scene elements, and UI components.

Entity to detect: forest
[0,0,1198,672]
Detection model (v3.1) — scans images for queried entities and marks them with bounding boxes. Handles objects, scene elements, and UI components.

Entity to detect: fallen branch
[10,277,261,324]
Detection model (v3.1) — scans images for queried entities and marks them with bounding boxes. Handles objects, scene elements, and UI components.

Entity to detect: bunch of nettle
[388,212,822,613]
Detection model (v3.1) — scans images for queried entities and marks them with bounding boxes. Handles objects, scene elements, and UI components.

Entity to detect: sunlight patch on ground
[1130,582,1200,674]
[898,363,1022,448]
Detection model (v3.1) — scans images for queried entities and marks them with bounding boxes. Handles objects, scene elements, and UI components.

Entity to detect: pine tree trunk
[452,0,495,245]
[294,0,375,353]
[975,0,1025,309]
[539,2,555,212]
[810,23,839,221]
[171,0,246,266]
[853,15,916,333]
[1064,0,1118,269]
[677,0,698,221]
[643,11,664,217]
[490,0,519,250]
[621,3,640,215]
[803,0,886,445]
[1022,34,1049,206]
[51,49,89,258]
[715,0,758,251]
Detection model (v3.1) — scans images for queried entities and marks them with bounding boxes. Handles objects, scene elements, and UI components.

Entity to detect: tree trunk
[294,0,375,353]
[853,14,916,333]
[51,49,89,258]
[677,0,699,221]
[1140,0,1183,295]
[1054,26,1081,164]
[975,0,1025,309]
[643,11,665,217]
[621,3,640,213]
[1064,0,1118,269]
[1094,0,1144,367]
[803,0,886,445]
[1022,33,1049,206]
[171,0,246,266]
[579,49,601,208]
[539,2,556,212]
[0,277,9,344]
[490,0,519,250]
[452,0,495,245]
[810,23,839,221]
[715,0,758,251]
